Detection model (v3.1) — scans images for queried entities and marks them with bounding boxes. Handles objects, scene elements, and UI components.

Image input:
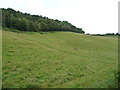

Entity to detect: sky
[0,0,119,34]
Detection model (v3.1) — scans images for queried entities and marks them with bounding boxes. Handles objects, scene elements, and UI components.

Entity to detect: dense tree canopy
[2,8,85,33]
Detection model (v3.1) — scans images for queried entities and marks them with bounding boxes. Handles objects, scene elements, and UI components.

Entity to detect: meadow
[0,30,2,89]
[2,29,118,88]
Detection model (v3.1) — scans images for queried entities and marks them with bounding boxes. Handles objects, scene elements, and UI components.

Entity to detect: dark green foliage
[105,33,115,35]
[2,8,85,33]
[112,70,119,88]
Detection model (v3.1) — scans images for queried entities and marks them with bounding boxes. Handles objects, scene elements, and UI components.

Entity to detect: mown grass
[0,29,2,89]
[2,30,118,88]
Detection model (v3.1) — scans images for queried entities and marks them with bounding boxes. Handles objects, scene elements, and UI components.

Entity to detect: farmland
[2,29,118,88]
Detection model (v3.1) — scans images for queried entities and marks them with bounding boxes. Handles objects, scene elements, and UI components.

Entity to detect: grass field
[2,30,118,88]
[0,30,2,89]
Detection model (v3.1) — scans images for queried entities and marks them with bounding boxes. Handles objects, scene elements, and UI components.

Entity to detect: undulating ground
[2,30,118,88]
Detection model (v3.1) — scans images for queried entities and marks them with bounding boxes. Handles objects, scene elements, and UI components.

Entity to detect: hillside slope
[2,8,84,33]
[2,30,118,88]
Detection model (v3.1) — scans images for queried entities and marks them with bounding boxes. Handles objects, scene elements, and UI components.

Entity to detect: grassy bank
[2,30,118,88]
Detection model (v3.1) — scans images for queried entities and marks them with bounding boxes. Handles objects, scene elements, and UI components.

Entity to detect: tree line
[87,33,119,36]
[2,8,85,33]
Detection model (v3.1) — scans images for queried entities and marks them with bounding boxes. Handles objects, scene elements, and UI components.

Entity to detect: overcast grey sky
[0,0,119,34]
